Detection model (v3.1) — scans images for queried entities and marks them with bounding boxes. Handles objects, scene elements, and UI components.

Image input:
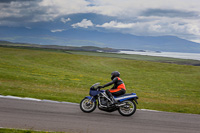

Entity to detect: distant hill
[0,27,200,53]
[0,40,120,52]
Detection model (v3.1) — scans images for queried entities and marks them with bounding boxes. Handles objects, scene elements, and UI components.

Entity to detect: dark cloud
[0,0,34,3]
[0,0,54,26]
[142,9,199,18]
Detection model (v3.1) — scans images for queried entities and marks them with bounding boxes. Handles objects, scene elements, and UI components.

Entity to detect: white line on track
[0,95,160,112]
[0,95,79,105]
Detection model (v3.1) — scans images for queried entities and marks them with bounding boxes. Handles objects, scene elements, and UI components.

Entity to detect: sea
[118,51,200,61]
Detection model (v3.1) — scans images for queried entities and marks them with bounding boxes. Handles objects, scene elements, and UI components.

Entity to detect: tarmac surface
[0,97,200,133]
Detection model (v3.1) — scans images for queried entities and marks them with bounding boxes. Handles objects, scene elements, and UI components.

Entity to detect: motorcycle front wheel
[118,100,136,116]
[80,98,96,113]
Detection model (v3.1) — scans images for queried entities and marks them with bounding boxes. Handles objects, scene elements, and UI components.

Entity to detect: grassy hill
[0,40,119,52]
[0,47,200,114]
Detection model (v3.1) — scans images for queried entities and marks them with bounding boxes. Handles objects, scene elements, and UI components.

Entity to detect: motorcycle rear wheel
[118,100,136,116]
[80,98,96,113]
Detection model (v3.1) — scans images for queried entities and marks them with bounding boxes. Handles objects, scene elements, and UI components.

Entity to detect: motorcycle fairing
[89,89,105,96]
[114,93,138,102]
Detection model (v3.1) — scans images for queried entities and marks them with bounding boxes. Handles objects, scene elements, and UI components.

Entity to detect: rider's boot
[110,95,117,105]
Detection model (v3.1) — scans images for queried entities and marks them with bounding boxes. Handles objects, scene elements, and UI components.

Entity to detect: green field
[0,47,200,114]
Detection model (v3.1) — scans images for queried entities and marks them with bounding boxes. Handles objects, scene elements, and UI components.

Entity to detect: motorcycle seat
[115,93,136,98]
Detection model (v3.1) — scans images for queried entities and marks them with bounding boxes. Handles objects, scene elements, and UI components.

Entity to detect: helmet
[111,71,120,80]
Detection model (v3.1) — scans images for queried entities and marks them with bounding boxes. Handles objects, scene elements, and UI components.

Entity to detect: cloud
[71,19,94,28]
[96,18,200,42]
[60,18,71,23]
[0,0,31,3]
[1,0,200,24]
[51,29,65,32]
[88,0,200,18]
[25,27,32,29]
[39,0,90,16]
[96,21,135,29]
[0,0,53,26]
[142,9,199,18]
[1,0,200,22]
[1,0,200,43]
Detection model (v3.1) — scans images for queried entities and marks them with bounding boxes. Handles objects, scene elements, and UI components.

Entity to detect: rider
[100,71,126,104]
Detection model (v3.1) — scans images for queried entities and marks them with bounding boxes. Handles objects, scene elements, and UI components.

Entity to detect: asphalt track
[0,97,200,133]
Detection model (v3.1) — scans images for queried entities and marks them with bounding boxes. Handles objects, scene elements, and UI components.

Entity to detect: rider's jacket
[103,77,126,92]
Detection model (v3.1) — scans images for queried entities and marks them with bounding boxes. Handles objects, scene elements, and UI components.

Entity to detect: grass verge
[0,128,63,133]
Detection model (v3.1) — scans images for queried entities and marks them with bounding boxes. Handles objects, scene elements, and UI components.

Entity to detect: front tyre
[80,98,96,113]
[118,100,136,116]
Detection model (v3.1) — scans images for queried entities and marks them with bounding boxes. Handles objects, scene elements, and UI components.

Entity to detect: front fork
[85,96,96,104]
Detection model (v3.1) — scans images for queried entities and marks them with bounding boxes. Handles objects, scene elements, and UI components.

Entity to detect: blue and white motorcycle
[80,83,138,116]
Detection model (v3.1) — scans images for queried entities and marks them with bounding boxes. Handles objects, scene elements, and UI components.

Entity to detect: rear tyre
[80,98,96,113]
[118,100,136,116]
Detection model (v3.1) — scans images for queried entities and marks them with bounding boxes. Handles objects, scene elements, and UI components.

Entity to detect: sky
[0,0,200,43]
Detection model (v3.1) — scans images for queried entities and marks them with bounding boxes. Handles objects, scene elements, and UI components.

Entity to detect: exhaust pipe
[116,103,126,107]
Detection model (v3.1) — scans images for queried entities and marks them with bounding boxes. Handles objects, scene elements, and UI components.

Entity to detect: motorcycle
[80,83,138,116]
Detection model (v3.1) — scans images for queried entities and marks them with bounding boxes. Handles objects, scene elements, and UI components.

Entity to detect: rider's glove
[98,86,104,89]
